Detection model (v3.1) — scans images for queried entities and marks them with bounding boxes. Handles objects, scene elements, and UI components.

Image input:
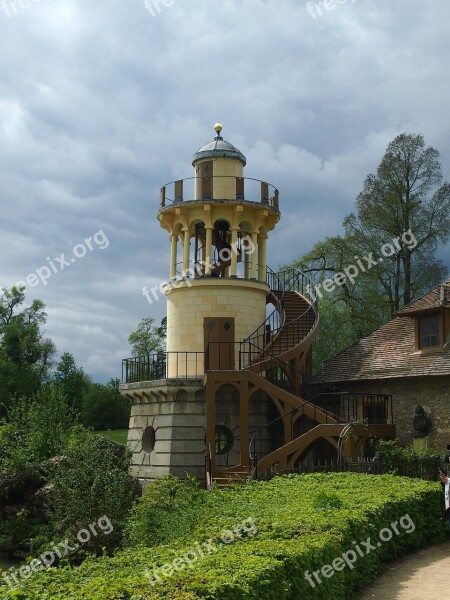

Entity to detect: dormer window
[418,313,441,349]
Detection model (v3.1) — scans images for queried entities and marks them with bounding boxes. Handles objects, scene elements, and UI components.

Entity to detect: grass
[93,429,128,445]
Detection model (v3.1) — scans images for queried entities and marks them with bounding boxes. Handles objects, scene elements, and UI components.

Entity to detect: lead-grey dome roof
[192,127,246,166]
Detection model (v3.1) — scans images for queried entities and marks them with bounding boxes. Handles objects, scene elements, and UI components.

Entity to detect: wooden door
[200,161,213,199]
[204,317,235,370]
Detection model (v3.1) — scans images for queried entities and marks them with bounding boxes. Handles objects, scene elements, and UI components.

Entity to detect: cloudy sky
[1,0,449,382]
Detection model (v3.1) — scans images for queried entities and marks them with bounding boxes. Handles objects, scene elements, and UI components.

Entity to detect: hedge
[0,472,446,599]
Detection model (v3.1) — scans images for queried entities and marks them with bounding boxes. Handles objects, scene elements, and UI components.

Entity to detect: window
[215,425,234,455]
[142,426,156,453]
[419,313,441,348]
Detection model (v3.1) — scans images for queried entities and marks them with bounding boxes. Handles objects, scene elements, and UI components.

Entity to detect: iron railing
[255,456,444,483]
[249,391,394,474]
[240,267,319,368]
[122,352,204,383]
[159,176,279,211]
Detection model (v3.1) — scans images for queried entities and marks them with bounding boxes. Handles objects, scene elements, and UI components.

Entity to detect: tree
[309,294,362,373]
[49,427,140,561]
[344,133,450,311]
[292,133,450,370]
[53,352,90,415]
[128,317,166,360]
[0,288,55,413]
[2,384,78,470]
[82,379,130,430]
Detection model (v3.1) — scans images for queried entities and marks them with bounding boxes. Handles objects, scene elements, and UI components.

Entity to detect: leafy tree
[0,288,55,414]
[128,317,166,360]
[126,474,205,547]
[293,133,450,370]
[310,295,361,373]
[82,379,130,430]
[49,427,140,561]
[53,352,90,414]
[1,384,77,472]
[344,133,450,311]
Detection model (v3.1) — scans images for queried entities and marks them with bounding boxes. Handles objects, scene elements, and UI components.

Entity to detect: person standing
[440,455,450,530]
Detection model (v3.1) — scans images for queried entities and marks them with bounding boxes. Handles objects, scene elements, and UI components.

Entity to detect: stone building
[317,279,450,452]
[120,124,395,487]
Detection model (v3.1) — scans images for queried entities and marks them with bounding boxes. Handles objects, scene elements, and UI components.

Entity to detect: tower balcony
[158,176,279,212]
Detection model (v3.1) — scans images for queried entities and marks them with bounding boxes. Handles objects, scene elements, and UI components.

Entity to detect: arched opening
[195,389,205,403]
[189,219,206,278]
[249,390,283,464]
[214,383,240,467]
[297,437,338,469]
[211,219,232,278]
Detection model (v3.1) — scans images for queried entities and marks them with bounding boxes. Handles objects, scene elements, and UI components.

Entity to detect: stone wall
[337,376,450,453]
[124,380,206,484]
[121,378,275,486]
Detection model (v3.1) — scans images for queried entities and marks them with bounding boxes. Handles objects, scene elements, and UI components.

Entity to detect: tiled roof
[396,279,450,316]
[317,307,450,383]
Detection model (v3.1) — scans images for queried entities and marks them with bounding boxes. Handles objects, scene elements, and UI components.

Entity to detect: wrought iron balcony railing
[159,176,279,210]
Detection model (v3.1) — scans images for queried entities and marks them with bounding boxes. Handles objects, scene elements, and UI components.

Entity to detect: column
[230,228,238,278]
[250,232,258,280]
[205,226,213,276]
[170,232,177,280]
[258,234,267,281]
[244,247,250,280]
[182,228,190,276]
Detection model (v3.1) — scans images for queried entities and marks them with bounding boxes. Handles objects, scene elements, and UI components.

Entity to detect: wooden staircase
[213,465,253,489]
[205,267,396,488]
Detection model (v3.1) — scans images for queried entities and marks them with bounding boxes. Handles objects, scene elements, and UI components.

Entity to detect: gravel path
[358,538,450,599]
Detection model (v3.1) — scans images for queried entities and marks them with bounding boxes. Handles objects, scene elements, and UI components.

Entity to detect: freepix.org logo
[8,229,110,295]
[142,233,255,305]
[305,229,417,302]
[304,513,416,588]
[2,516,113,590]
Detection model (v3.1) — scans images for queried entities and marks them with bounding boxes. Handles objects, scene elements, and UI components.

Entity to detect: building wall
[194,157,243,200]
[336,376,450,452]
[126,380,206,484]
[122,378,276,485]
[166,278,267,374]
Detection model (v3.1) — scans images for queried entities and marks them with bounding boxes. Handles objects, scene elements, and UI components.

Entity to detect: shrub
[126,475,206,547]
[1,385,77,472]
[46,427,141,562]
[375,439,442,479]
[313,491,343,510]
[0,473,445,599]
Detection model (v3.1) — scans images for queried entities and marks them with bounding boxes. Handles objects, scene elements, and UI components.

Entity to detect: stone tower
[121,124,396,487]
[121,124,281,484]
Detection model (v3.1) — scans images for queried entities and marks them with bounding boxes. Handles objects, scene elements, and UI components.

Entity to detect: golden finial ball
[214,122,223,134]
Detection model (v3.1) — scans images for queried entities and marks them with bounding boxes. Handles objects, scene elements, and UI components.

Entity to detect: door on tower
[204,317,235,370]
[197,161,213,199]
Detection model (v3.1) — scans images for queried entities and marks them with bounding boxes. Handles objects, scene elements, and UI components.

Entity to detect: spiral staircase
[205,267,396,488]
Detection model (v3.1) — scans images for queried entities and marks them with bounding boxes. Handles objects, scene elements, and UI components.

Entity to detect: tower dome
[192,124,246,166]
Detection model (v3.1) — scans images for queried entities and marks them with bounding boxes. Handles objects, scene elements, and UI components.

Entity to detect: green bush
[126,475,207,547]
[313,491,343,510]
[0,472,445,599]
[375,439,442,478]
[1,385,77,472]
[45,427,141,562]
